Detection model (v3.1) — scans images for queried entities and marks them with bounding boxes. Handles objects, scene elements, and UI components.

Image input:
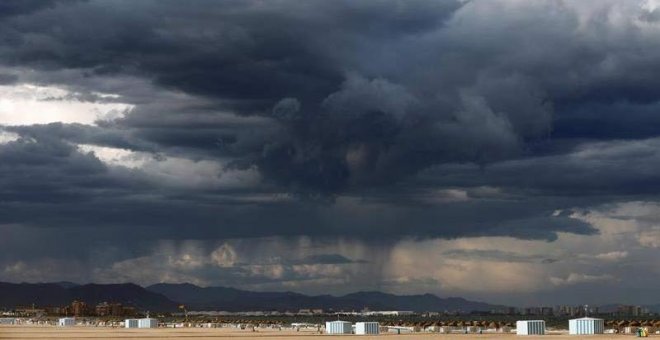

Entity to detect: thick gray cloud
[0,0,68,18]
[1,0,660,303]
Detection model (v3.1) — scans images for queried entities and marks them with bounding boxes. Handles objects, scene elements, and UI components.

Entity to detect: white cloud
[0,129,19,144]
[550,273,615,286]
[77,144,261,189]
[0,84,133,126]
[168,253,206,270]
[425,189,470,203]
[94,255,209,286]
[591,251,629,261]
[386,238,552,294]
[638,229,660,248]
[77,144,150,169]
[2,259,89,283]
[247,264,285,280]
[291,264,343,278]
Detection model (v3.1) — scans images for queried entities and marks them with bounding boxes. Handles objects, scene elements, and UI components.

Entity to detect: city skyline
[1,0,660,306]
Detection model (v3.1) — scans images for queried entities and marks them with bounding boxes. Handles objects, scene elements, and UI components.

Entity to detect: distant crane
[179,305,189,324]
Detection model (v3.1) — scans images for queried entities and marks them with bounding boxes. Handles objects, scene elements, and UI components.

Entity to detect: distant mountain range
[0,281,506,313]
[0,282,178,311]
[147,283,504,312]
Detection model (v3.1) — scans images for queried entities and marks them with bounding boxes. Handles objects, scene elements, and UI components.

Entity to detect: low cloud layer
[1,0,660,304]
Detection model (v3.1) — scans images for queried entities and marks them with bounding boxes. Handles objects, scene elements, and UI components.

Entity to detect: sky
[1,0,660,307]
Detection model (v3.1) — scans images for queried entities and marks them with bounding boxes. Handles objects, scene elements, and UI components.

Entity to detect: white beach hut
[125,319,139,328]
[58,317,75,327]
[0,318,16,325]
[325,321,352,334]
[516,320,545,335]
[355,322,379,335]
[138,318,158,328]
[569,317,604,335]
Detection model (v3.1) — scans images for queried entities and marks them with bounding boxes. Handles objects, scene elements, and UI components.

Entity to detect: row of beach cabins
[325,318,605,335]
[56,316,660,335]
[325,317,653,336]
[3,316,659,336]
[56,317,158,328]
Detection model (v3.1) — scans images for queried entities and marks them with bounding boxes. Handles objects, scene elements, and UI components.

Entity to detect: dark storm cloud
[2,0,660,265]
[0,0,519,192]
[414,136,660,198]
[442,249,554,264]
[297,254,366,265]
[0,130,593,258]
[0,0,67,18]
[553,101,660,139]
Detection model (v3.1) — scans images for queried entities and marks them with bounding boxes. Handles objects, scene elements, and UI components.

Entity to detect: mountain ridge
[0,281,509,313]
[146,283,505,312]
[0,282,178,311]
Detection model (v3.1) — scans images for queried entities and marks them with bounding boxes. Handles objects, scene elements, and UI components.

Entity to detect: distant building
[491,307,517,315]
[14,306,45,316]
[43,306,62,315]
[617,305,648,316]
[95,302,110,316]
[95,302,126,316]
[122,306,137,316]
[522,307,554,316]
[64,301,88,317]
[297,308,323,315]
[553,305,597,317]
[362,311,414,316]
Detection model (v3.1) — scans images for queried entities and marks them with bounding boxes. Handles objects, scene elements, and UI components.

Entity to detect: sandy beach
[0,326,650,340]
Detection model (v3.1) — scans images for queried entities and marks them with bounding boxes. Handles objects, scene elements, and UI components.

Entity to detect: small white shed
[138,318,158,328]
[355,322,379,335]
[569,317,604,335]
[58,317,75,327]
[326,321,352,334]
[125,319,139,328]
[0,318,16,325]
[516,320,545,335]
